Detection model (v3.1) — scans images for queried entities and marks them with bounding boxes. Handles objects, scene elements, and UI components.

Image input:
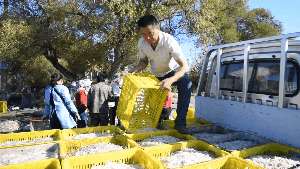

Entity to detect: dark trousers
[77,108,87,128]
[159,107,172,123]
[111,97,122,126]
[50,111,62,130]
[111,96,119,125]
[156,70,192,126]
[90,113,109,126]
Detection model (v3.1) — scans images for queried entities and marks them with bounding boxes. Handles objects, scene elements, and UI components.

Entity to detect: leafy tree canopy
[0,0,283,90]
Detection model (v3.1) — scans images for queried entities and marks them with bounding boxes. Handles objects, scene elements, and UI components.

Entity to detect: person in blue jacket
[41,73,81,129]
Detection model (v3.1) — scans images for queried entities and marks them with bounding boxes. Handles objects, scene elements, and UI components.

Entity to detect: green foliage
[0,0,284,91]
[237,8,283,41]
[189,65,201,93]
[0,19,33,68]
[22,55,57,88]
[187,0,283,87]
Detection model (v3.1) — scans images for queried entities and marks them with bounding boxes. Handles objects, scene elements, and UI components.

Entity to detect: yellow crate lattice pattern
[231,142,300,159]
[0,158,61,169]
[60,125,125,140]
[0,129,61,149]
[60,149,165,169]
[59,135,139,158]
[117,74,168,133]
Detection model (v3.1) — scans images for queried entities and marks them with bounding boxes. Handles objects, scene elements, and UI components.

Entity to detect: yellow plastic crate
[0,143,59,168]
[201,132,271,153]
[231,142,300,159]
[60,125,125,140]
[182,156,265,169]
[61,148,165,169]
[117,73,169,133]
[59,135,139,158]
[162,118,213,133]
[144,140,235,169]
[174,108,195,119]
[0,129,61,149]
[0,158,61,169]
[125,129,196,148]
[189,125,236,140]
[0,101,7,114]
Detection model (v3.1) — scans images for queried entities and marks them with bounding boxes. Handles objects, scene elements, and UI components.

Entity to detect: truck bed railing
[196,32,300,108]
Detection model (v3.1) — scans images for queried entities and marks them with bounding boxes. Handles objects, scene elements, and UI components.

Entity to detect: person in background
[87,74,113,126]
[75,80,89,128]
[111,73,124,126]
[129,14,192,134]
[41,73,81,129]
[158,91,173,123]
[103,71,110,85]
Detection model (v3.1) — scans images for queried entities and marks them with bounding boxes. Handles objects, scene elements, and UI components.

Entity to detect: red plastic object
[30,118,40,122]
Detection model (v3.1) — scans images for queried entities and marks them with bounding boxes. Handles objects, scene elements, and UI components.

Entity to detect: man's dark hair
[50,73,63,87]
[102,71,108,79]
[137,15,159,29]
[97,74,105,83]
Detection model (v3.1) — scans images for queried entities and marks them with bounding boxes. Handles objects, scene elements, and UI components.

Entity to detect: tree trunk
[43,46,78,81]
[2,0,8,19]
[109,44,123,80]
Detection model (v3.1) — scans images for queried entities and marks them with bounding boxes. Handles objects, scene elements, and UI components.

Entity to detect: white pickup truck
[195,32,300,149]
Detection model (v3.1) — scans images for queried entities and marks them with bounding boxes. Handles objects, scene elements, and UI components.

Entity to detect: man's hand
[158,78,173,90]
[75,114,81,121]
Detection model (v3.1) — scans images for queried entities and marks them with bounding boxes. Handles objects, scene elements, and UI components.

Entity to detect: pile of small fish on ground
[0,137,55,147]
[67,132,114,140]
[132,128,160,134]
[0,145,58,166]
[0,120,22,133]
[246,155,300,169]
[64,142,126,158]
[214,140,258,150]
[192,132,224,140]
[91,161,144,169]
[137,135,181,147]
[159,147,215,168]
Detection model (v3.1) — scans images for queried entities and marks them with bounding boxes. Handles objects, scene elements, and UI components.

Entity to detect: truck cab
[195,32,300,149]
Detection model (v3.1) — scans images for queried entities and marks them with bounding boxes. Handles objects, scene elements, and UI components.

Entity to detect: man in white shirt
[111,73,123,126]
[129,14,192,134]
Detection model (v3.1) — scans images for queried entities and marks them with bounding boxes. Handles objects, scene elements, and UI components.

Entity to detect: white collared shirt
[112,79,123,97]
[138,31,185,77]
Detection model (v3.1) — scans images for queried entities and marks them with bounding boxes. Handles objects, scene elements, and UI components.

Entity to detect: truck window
[220,61,298,96]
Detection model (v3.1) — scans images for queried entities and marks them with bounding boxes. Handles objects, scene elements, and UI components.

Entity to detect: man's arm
[158,58,189,90]
[129,56,149,73]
